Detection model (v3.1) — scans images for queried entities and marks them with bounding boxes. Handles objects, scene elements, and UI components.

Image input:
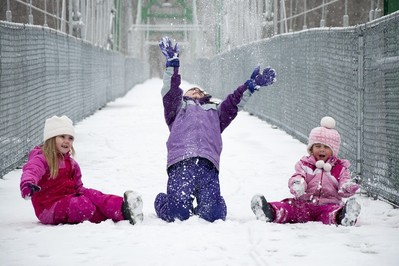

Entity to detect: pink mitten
[290,178,306,197]
[341,181,360,194]
[21,183,40,200]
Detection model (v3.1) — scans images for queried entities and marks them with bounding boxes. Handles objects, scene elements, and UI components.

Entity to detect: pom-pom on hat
[307,116,341,156]
[43,115,75,142]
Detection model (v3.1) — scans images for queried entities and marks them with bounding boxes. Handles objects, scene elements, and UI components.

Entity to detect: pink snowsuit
[269,155,359,225]
[20,146,125,225]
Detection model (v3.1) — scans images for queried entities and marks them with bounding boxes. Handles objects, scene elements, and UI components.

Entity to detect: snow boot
[337,197,361,226]
[122,190,144,225]
[251,194,275,222]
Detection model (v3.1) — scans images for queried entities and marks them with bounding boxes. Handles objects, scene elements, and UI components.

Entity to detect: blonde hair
[41,137,75,178]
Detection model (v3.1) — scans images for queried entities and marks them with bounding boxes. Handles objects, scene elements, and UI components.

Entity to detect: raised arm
[159,37,183,129]
[218,66,277,132]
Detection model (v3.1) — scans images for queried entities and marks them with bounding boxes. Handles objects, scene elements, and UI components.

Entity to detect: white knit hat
[43,115,75,142]
[307,116,341,156]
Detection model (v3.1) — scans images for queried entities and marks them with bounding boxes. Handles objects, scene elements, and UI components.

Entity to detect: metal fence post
[6,0,12,22]
[303,0,307,30]
[274,0,278,35]
[343,0,349,26]
[28,0,33,24]
[356,28,365,177]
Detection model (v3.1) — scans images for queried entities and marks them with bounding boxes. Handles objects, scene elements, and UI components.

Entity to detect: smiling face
[184,87,205,99]
[55,135,74,155]
[311,143,333,162]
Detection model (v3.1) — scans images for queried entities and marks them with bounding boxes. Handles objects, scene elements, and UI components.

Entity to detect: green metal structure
[141,0,193,22]
[384,0,399,15]
[131,0,201,59]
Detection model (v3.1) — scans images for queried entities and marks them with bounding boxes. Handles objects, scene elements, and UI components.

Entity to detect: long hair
[41,137,75,178]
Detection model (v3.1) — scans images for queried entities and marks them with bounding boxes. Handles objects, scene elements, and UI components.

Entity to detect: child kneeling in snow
[154,37,276,222]
[251,116,361,226]
[20,115,143,225]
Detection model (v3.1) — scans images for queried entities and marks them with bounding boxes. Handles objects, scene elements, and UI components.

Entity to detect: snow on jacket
[20,146,85,218]
[162,67,252,170]
[288,155,359,205]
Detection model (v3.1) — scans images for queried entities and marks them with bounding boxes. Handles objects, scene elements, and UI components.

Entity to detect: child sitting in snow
[154,36,277,222]
[20,115,143,225]
[251,116,361,226]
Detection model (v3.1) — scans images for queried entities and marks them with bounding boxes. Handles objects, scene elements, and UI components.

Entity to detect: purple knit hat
[307,116,341,156]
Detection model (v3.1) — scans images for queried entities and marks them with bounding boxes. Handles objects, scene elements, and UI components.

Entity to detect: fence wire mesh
[1,12,398,206]
[0,21,150,178]
[183,12,399,206]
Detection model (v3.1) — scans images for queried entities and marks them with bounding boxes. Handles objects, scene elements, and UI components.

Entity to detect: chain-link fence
[182,11,399,206]
[0,21,150,178]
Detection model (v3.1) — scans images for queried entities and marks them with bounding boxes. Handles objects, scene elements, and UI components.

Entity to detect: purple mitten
[250,66,261,80]
[159,36,180,67]
[254,67,276,87]
[245,66,277,93]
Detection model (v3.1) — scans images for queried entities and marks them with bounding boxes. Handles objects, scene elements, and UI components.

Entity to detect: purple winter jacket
[162,67,252,170]
[288,155,359,205]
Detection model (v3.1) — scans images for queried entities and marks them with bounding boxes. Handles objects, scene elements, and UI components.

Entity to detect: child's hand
[290,178,306,197]
[340,181,360,195]
[245,66,277,93]
[21,183,41,200]
[159,36,180,67]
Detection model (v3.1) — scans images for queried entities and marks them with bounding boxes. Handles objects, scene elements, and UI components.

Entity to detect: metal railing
[183,11,399,206]
[0,20,150,178]
[3,0,122,50]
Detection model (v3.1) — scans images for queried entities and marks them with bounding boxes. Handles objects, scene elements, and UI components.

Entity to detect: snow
[1,78,398,266]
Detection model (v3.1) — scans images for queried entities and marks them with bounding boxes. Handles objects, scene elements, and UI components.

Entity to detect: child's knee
[197,197,227,222]
[169,198,192,221]
[67,196,96,223]
[174,205,192,221]
[154,193,192,222]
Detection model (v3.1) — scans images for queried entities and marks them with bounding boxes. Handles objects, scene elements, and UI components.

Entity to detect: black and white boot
[250,194,275,222]
[337,197,361,226]
[122,190,144,225]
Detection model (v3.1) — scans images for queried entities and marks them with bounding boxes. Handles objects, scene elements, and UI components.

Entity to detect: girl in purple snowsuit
[20,115,143,225]
[251,116,361,226]
[154,37,276,222]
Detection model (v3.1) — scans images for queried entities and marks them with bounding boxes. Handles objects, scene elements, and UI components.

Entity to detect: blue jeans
[154,157,227,222]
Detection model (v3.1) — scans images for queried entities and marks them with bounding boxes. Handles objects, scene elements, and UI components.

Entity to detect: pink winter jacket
[20,146,86,219]
[288,155,359,205]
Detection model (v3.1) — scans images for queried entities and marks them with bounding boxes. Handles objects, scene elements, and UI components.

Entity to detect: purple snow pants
[154,157,227,222]
[269,198,342,225]
[38,188,125,225]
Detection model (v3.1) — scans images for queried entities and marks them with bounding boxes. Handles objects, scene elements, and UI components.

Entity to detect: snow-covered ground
[1,78,398,266]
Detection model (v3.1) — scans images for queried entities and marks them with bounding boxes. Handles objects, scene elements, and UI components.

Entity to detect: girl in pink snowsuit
[20,115,143,225]
[251,116,361,226]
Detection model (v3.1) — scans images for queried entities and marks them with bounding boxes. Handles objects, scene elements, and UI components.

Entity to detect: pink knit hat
[307,116,341,156]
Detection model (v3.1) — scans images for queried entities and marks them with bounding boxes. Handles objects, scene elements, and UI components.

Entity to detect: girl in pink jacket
[20,115,143,225]
[251,117,361,226]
